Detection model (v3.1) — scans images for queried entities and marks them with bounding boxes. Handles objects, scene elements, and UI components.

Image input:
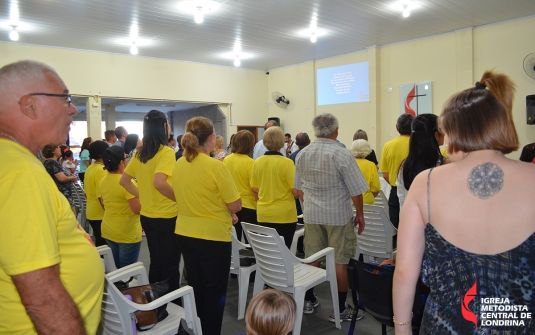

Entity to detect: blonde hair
[245,289,296,335]
[263,126,285,151]
[350,139,372,158]
[181,117,214,162]
[215,135,224,150]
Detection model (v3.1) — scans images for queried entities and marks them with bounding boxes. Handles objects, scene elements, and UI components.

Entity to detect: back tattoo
[467,162,504,199]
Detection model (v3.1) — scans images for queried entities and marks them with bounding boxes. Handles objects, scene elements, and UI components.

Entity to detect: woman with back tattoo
[393,71,535,334]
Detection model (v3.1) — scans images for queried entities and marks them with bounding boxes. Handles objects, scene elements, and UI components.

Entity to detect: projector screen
[317,62,369,105]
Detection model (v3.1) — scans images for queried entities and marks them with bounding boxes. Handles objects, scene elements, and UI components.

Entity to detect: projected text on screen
[317,62,369,105]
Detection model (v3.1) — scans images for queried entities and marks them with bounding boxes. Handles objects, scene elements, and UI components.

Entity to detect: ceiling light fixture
[309,17,319,43]
[130,42,138,55]
[310,31,317,43]
[233,56,241,67]
[9,25,19,41]
[402,4,410,17]
[194,6,204,23]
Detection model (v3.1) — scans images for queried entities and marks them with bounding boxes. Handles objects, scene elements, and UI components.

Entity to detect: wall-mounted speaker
[268,117,281,127]
[527,95,535,125]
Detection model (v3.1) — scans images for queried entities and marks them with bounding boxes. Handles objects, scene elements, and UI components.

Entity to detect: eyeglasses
[26,93,72,106]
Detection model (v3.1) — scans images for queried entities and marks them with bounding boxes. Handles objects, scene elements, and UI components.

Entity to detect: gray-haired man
[294,113,368,322]
[0,60,103,334]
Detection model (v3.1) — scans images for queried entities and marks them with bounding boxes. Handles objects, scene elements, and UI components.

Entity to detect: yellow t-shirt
[0,139,103,334]
[124,145,178,218]
[97,174,142,244]
[441,146,449,158]
[84,162,108,220]
[173,153,240,242]
[379,136,410,186]
[356,159,379,205]
[250,153,297,223]
[223,153,256,210]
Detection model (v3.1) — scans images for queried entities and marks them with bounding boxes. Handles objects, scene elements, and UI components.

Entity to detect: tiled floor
[137,237,393,335]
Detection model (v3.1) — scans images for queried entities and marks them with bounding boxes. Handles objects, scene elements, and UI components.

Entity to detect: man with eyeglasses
[0,60,103,334]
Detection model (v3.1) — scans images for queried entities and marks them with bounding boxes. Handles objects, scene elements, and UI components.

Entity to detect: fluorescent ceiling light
[402,4,410,17]
[9,26,18,41]
[194,9,204,23]
[130,42,138,55]
[177,1,220,23]
[390,1,419,17]
[115,37,153,47]
[298,28,327,39]
[220,51,253,60]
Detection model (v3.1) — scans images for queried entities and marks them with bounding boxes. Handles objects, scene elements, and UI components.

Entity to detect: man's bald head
[295,132,310,149]
[0,60,57,92]
[264,120,279,130]
[0,60,60,115]
[0,60,75,154]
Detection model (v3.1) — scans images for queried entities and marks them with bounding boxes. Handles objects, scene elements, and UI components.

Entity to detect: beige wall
[378,31,459,158]
[473,16,535,159]
[0,43,268,138]
[267,62,316,138]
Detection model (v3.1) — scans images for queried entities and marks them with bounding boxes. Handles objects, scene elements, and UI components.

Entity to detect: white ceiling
[2,0,535,71]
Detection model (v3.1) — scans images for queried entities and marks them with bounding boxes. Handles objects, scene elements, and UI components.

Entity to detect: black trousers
[235,207,257,243]
[87,219,106,246]
[389,186,400,228]
[78,172,85,183]
[176,235,231,335]
[140,216,181,295]
[258,222,297,249]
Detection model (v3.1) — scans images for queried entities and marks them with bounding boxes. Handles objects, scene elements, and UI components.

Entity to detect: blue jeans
[105,239,141,269]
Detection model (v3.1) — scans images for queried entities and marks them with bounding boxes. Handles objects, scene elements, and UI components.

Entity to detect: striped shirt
[294,138,368,226]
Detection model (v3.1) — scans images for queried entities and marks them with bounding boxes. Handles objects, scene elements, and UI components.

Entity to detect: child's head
[245,289,296,335]
[61,148,73,160]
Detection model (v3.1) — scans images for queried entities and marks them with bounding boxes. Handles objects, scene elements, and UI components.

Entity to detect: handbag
[120,280,170,331]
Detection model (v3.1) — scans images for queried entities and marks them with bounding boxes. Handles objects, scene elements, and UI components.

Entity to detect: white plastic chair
[356,205,397,262]
[102,262,203,335]
[97,245,117,273]
[73,183,91,234]
[242,222,341,335]
[98,242,184,287]
[289,223,304,256]
[373,190,390,220]
[230,228,257,320]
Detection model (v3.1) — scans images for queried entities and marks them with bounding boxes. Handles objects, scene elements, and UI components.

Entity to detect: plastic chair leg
[237,268,252,320]
[329,273,341,329]
[292,287,306,335]
[252,272,265,296]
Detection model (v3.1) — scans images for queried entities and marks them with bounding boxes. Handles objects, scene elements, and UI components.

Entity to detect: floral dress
[419,168,535,334]
[43,159,75,207]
